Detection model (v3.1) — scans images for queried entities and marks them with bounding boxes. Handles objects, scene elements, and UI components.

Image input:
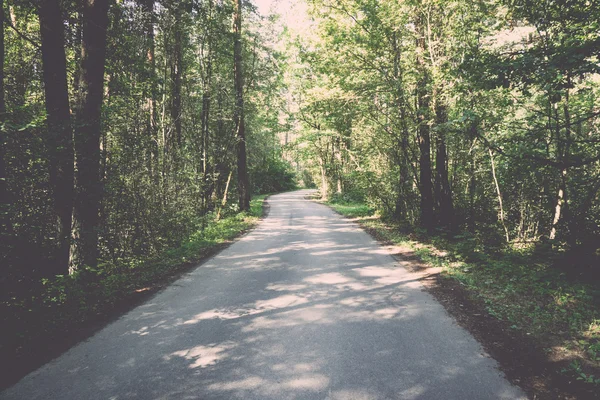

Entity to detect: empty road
[1,190,525,399]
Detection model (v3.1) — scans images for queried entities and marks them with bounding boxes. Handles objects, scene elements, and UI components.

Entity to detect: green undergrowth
[0,195,267,373]
[326,198,600,386]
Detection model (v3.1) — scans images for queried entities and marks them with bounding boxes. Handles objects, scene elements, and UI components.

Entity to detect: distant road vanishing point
[1,190,526,399]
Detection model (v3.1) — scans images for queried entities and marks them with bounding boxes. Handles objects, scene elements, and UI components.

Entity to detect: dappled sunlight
[165,341,237,369]
[397,384,427,399]
[205,373,330,395]
[265,282,308,291]
[305,272,354,285]
[328,388,380,400]
[255,294,308,309]
[352,265,408,285]
[179,293,310,325]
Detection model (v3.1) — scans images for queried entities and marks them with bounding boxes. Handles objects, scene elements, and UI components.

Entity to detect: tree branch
[4,14,41,50]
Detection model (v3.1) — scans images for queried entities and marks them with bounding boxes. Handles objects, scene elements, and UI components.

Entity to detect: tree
[233,0,250,211]
[70,0,110,271]
[39,0,74,275]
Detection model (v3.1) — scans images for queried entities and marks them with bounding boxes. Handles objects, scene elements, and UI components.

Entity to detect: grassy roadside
[0,195,268,388]
[324,198,600,390]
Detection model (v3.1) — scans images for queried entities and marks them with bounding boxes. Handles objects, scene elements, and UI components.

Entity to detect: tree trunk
[138,0,158,180]
[550,86,572,242]
[200,0,214,210]
[319,156,329,201]
[216,170,233,221]
[9,5,25,108]
[170,5,183,149]
[434,101,453,229]
[335,136,343,194]
[70,0,110,272]
[415,13,434,232]
[467,120,477,233]
[549,169,566,240]
[0,0,13,246]
[489,149,509,242]
[390,32,411,222]
[39,0,74,276]
[233,0,250,211]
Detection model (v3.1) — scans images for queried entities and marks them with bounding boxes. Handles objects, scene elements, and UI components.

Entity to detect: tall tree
[434,101,454,229]
[415,10,434,232]
[0,0,11,247]
[233,0,249,211]
[70,0,110,271]
[39,0,74,275]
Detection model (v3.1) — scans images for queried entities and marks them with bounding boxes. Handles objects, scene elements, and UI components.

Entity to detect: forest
[1,0,297,382]
[1,0,600,394]
[288,0,600,391]
[294,0,600,253]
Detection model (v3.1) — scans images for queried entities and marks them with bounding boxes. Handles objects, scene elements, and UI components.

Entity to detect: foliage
[0,196,268,374]
[285,0,600,267]
[0,0,291,374]
[1,0,289,289]
[250,156,298,194]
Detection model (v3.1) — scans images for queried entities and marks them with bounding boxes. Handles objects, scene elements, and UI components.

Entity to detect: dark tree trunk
[0,0,13,246]
[467,120,477,233]
[233,0,250,211]
[392,32,410,222]
[201,52,212,208]
[138,0,158,179]
[70,0,110,272]
[39,0,74,276]
[415,14,434,232]
[434,102,454,229]
[170,5,182,149]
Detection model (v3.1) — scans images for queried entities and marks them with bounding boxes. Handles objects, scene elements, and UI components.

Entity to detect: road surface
[1,190,526,399]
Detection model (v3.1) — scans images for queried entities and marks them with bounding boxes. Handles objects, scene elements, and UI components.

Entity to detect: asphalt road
[1,190,526,399]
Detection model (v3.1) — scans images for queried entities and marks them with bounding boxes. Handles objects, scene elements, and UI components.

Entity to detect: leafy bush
[250,158,298,194]
[301,169,317,188]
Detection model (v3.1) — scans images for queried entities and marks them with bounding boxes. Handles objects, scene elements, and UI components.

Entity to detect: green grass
[326,199,376,218]
[0,195,268,371]
[325,197,600,385]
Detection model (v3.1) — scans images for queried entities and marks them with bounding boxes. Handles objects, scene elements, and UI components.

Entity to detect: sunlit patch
[305,272,353,285]
[339,296,367,307]
[181,309,245,324]
[271,363,287,371]
[373,307,401,319]
[129,326,149,336]
[327,388,379,400]
[352,266,407,285]
[182,293,314,326]
[165,341,237,369]
[266,283,308,291]
[282,374,329,390]
[292,362,317,372]
[117,357,136,368]
[255,294,308,309]
[242,304,334,332]
[206,376,265,391]
[398,384,427,399]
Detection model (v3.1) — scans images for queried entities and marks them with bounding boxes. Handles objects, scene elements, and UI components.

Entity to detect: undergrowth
[0,195,267,377]
[326,198,600,386]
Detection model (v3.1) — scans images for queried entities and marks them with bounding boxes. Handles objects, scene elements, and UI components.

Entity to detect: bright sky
[252,0,279,15]
[253,0,290,16]
[252,0,312,34]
